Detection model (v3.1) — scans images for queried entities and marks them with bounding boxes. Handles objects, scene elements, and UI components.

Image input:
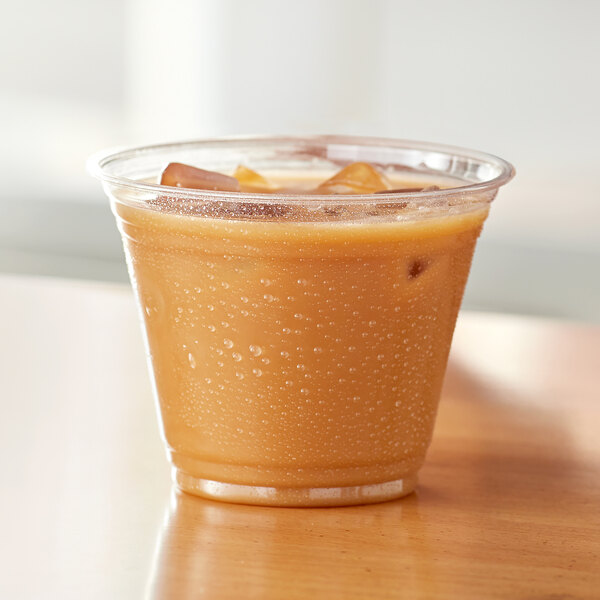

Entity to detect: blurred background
[1,0,598,322]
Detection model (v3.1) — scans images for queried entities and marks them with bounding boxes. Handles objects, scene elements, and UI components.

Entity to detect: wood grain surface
[1,276,598,599]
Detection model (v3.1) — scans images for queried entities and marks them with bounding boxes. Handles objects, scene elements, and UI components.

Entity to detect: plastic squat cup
[88,135,514,507]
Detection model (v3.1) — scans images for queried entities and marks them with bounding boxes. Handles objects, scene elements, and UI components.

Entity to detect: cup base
[174,470,417,507]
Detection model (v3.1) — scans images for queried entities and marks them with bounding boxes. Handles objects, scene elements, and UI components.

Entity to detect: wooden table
[1,274,599,599]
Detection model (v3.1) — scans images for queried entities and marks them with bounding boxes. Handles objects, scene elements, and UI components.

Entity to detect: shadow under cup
[89,136,514,507]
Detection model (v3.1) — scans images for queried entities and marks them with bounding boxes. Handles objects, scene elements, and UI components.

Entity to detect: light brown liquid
[114,177,487,505]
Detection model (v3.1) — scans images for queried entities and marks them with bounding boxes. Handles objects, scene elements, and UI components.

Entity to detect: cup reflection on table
[146,489,436,599]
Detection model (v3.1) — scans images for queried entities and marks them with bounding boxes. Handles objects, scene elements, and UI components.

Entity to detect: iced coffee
[90,136,514,506]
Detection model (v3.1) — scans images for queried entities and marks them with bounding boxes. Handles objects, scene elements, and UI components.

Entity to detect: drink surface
[114,166,487,497]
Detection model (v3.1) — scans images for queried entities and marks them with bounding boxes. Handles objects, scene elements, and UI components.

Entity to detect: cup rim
[87,134,515,204]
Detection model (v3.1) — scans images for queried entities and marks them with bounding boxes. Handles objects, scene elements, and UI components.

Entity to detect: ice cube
[316,162,391,194]
[233,165,277,192]
[408,259,428,279]
[160,162,240,192]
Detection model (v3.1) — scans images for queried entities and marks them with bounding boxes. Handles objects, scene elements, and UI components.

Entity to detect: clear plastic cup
[89,136,514,506]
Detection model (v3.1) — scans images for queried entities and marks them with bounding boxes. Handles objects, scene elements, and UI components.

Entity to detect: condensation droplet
[232,352,242,362]
[188,353,196,368]
[249,345,262,357]
[224,339,234,349]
